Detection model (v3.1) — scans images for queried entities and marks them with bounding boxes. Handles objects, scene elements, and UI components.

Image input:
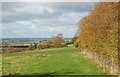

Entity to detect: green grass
[2,45,108,75]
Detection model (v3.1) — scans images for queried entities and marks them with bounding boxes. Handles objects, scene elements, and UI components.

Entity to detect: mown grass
[2,45,108,75]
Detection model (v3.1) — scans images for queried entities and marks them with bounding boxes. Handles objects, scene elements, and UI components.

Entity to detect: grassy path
[2,45,108,75]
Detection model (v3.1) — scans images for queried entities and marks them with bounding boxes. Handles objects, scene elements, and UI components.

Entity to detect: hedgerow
[74,2,118,74]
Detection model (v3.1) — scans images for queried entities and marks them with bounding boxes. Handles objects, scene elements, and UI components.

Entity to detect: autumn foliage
[74,2,118,74]
[37,34,67,50]
[45,34,67,48]
[27,44,35,50]
[74,2,118,59]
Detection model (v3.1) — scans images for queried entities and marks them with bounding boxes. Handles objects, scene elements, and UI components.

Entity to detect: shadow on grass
[1,69,117,77]
[2,72,117,77]
[33,71,57,75]
[1,75,118,77]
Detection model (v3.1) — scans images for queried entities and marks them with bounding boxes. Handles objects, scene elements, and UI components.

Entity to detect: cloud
[2,2,94,38]
[2,0,108,2]
[2,2,93,23]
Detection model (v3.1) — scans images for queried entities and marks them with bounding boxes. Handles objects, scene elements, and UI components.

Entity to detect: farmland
[2,45,108,75]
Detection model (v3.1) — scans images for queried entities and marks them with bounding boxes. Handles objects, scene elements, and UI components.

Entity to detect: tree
[46,34,67,48]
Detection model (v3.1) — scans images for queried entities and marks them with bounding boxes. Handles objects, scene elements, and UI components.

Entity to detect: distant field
[2,45,108,75]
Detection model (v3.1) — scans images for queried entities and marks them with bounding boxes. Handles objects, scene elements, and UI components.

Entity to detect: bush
[44,44,51,48]
[27,44,34,51]
[41,44,51,49]
[12,48,26,53]
[73,40,79,48]
[37,43,43,50]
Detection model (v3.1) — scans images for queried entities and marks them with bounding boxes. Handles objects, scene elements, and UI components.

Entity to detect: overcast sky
[2,2,94,38]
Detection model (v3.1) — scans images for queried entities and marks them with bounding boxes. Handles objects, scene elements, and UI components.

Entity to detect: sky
[2,2,94,38]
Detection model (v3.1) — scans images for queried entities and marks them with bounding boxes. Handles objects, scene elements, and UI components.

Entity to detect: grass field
[2,45,108,75]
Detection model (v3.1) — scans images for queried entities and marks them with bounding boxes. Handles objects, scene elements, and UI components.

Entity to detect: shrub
[73,40,79,48]
[37,43,43,50]
[44,44,51,48]
[27,44,34,51]
[41,44,51,49]
[49,44,55,48]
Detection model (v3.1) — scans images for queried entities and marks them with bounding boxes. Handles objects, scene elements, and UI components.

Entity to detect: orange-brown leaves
[75,2,118,59]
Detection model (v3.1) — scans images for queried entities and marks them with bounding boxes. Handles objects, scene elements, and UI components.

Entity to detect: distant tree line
[2,34,70,54]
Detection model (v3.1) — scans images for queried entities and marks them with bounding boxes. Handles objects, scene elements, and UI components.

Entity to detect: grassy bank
[2,45,108,75]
